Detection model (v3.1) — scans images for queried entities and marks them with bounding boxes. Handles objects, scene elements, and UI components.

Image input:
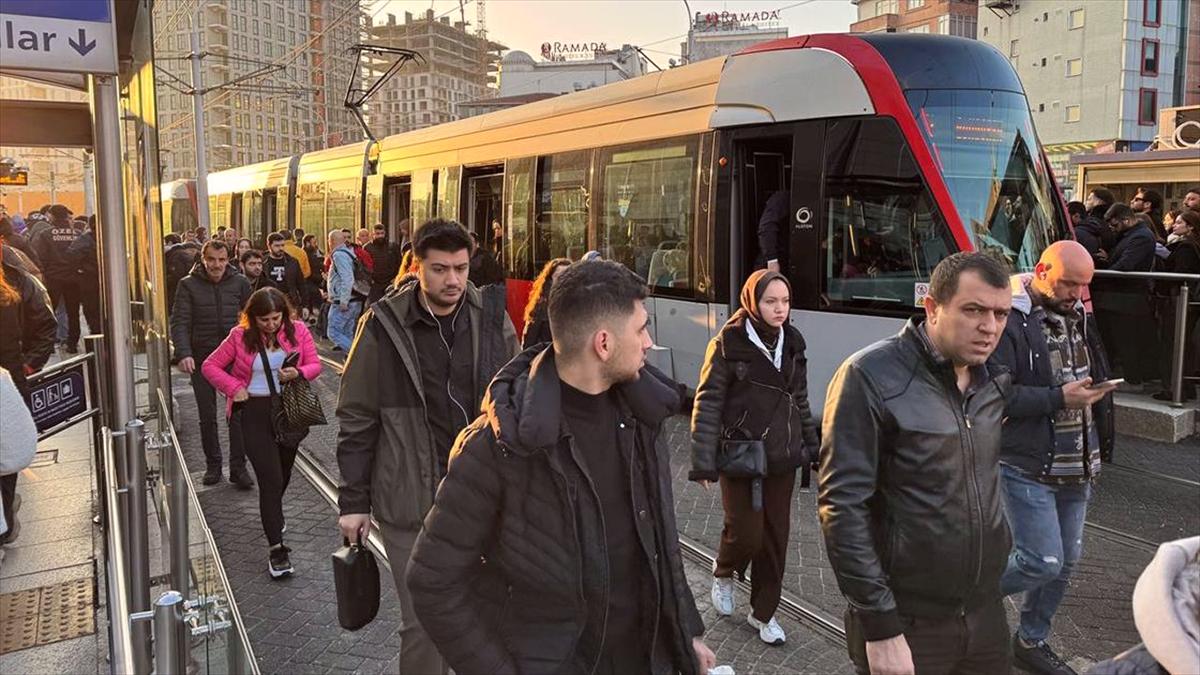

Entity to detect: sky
[378,0,858,63]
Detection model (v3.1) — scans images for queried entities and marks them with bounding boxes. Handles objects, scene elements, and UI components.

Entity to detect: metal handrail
[1091,269,1200,282]
[102,428,137,675]
[24,351,95,383]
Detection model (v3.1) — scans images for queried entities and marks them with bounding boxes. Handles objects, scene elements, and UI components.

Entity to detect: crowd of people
[3,180,1197,672]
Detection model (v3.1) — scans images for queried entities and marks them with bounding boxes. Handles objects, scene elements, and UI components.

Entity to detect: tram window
[596,138,697,292]
[534,151,591,270]
[504,157,536,280]
[326,178,360,236]
[298,182,326,241]
[821,118,956,313]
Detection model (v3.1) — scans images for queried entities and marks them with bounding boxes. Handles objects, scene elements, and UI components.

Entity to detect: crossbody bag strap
[257,345,280,398]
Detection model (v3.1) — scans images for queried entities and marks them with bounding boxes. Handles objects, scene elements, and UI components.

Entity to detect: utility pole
[189,10,211,234]
[83,151,95,215]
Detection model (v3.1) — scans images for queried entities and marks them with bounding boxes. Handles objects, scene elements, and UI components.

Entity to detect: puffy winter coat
[201,321,321,418]
[406,347,704,675]
[0,259,57,392]
[169,264,252,361]
[689,314,819,480]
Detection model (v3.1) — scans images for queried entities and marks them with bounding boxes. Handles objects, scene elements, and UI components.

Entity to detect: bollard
[125,418,152,675]
[153,591,187,675]
[1170,284,1190,407]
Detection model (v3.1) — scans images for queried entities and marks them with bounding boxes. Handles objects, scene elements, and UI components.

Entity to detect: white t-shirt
[248,348,287,396]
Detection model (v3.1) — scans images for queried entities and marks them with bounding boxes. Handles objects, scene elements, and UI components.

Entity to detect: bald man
[989,240,1116,675]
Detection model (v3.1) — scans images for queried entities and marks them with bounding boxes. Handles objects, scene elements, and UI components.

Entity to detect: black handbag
[331,536,380,631]
[718,428,768,512]
[258,347,310,447]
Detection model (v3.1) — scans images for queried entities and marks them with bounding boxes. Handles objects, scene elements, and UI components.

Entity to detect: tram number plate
[24,365,88,433]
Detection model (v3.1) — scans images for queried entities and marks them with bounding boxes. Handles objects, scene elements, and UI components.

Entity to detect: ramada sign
[540,41,608,62]
[697,9,783,31]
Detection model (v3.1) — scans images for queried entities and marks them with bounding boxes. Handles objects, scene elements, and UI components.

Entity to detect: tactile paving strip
[0,578,95,654]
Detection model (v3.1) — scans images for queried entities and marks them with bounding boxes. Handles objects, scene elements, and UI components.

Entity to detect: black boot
[229,466,254,490]
[202,467,222,486]
[1013,634,1077,675]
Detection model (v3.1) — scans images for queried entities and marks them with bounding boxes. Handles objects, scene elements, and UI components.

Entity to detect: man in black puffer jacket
[1074,188,1114,262]
[29,205,82,352]
[407,261,714,675]
[169,240,252,486]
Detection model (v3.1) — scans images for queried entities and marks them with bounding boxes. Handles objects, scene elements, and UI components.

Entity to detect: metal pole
[84,337,106,527]
[83,151,96,216]
[89,74,136,426]
[190,15,211,233]
[1170,283,1190,407]
[153,591,187,675]
[169,434,191,598]
[125,418,151,675]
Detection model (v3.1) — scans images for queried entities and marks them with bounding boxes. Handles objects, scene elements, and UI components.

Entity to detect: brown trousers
[714,470,796,622]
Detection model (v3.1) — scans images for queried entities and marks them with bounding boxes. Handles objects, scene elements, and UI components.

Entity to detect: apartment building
[851,0,979,36]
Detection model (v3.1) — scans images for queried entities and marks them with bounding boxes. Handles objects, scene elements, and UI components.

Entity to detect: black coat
[169,264,251,361]
[521,312,551,350]
[364,239,401,286]
[67,229,98,281]
[0,260,57,392]
[28,218,80,283]
[689,315,819,480]
[1074,208,1112,260]
[1105,223,1157,272]
[406,347,704,675]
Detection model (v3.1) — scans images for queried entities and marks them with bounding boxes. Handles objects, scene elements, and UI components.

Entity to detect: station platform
[162,358,1199,675]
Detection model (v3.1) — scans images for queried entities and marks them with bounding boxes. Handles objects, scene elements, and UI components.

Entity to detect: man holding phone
[989,241,1116,675]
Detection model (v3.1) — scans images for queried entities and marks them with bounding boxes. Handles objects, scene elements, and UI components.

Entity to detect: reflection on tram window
[908,89,1063,272]
[822,118,956,312]
[534,151,590,270]
[597,138,697,292]
[326,178,360,236]
[298,182,326,240]
[504,157,536,280]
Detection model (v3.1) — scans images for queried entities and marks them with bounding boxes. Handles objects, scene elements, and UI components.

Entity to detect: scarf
[737,269,791,370]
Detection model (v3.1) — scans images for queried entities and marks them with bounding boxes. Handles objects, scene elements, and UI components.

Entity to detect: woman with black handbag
[688,269,819,647]
[203,287,323,578]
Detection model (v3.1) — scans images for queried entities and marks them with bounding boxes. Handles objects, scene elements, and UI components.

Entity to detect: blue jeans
[327,301,361,351]
[999,464,1090,644]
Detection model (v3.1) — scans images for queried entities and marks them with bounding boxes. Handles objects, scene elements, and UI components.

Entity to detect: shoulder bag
[257,347,311,447]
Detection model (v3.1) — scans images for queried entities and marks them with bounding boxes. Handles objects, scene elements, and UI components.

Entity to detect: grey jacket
[336,280,519,528]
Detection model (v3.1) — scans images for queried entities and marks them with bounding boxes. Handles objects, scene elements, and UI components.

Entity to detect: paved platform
[0,419,102,675]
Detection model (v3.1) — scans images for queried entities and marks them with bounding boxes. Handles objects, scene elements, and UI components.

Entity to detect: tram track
[1104,461,1200,490]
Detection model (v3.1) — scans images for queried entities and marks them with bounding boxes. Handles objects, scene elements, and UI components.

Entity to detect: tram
[162,33,1069,413]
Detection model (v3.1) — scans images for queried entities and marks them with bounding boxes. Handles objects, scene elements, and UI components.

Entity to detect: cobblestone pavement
[193,355,1194,673]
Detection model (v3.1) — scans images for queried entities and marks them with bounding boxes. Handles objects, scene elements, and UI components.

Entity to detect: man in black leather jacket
[819,252,1015,675]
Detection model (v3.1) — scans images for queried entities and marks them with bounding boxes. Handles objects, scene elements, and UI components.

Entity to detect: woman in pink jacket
[203,287,321,578]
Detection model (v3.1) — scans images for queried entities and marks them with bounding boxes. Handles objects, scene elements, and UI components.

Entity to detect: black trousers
[714,471,796,622]
[845,599,1011,675]
[0,473,17,538]
[46,278,81,347]
[190,368,246,472]
[80,277,101,335]
[235,397,298,547]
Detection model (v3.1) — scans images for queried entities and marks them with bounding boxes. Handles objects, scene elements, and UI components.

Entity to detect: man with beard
[989,241,1116,675]
[406,260,716,675]
[336,218,518,674]
[263,232,304,308]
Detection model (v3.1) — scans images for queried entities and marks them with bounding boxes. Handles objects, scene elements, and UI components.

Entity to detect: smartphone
[1090,378,1124,388]
[282,352,300,369]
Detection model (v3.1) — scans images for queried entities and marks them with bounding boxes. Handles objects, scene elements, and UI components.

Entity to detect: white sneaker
[710,577,735,616]
[747,613,786,645]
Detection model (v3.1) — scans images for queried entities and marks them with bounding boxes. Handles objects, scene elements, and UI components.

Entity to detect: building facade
[152,0,364,182]
[498,45,646,97]
[364,11,504,137]
[978,0,1192,184]
[0,76,89,215]
[851,0,979,36]
[683,11,788,63]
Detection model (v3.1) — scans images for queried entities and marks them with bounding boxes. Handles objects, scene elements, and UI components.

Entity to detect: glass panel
[596,138,698,291]
[298,182,326,242]
[437,166,461,222]
[326,178,360,237]
[907,89,1065,272]
[534,151,591,270]
[821,117,957,312]
[504,157,536,280]
[411,169,435,224]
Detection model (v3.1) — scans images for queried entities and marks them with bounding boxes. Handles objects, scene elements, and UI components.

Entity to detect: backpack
[335,247,372,299]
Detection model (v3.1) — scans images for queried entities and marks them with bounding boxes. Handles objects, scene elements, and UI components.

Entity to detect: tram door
[383,178,411,240]
[467,171,504,252]
[262,189,277,234]
[735,138,791,280]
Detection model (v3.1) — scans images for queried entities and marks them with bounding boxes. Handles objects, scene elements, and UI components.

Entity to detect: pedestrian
[350,228,376,272]
[0,214,40,267]
[1153,210,1200,401]
[336,218,518,674]
[0,246,56,546]
[820,252,1015,675]
[1182,186,1200,214]
[280,230,311,280]
[521,257,570,348]
[222,227,238,252]
[1066,201,1086,231]
[0,367,38,556]
[29,205,82,353]
[169,240,254,487]
[397,219,412,255]
[1074,188,1114,262]
[263,232,304,308]
[236,238,252,262]
[389,248,416,293]
[67,216,101,335]
[688,269,819,646]
[757,190,789,273]
[363,222,401,305]
[202,287,321,578]
[405,259,716,675]
[324,229,359,351]
[194,226,208,243]
[1094,203,1158,386]
[989,241,1116,675]
[1130,188,1166,243]
[301,234,324,320]
[240,250,268,291]
[468,231,505,287]
[164,233,200,314]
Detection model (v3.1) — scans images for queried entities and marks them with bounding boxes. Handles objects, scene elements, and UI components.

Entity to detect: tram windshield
[907,89,1066,272]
